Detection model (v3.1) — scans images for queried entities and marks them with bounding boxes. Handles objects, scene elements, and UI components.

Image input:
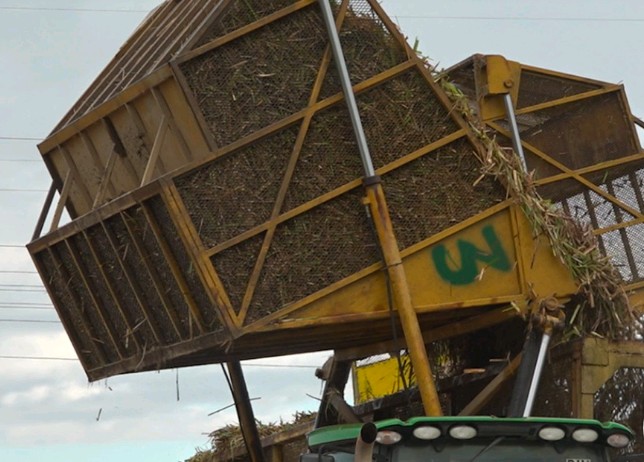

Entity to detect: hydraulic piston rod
[319,0,442,416]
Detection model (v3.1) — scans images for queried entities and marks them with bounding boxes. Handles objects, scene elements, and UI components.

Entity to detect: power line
[0,319,60,323]
[0,136,42,141]
[0,288,46,293]
[0,6,149,13]
[0,188,49,192]
[0,270,38,274]
[395,15,644,23]
[0,244,25,248]
[0,159,41,163]
[0,355,76,361]
[0,306,53,310]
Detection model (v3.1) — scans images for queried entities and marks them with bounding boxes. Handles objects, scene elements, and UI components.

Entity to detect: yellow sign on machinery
[353,354,415,404]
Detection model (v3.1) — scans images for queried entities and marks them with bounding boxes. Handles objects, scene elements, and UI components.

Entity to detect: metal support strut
[319,0,442,416]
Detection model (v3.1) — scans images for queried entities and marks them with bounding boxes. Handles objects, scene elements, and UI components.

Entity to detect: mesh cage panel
[68,233,136,358]
[175,127,298,247]
[358,70,460,169]
[519,92,639,172]
[34,249,101,370]
[341,0,407,84]
[246,189,379,324]
[384,138,506,250]
[601,230,634,282]
[147,196,225,333]
[52,241,122,363]
[211,233,266,315]
[516,69,601,109]
[123,205,193,339]
[594,367,644,454]
[181,5,327,147]
[104,211,180,345]
[194,0,299,48]
[282,105,363,211]
[85,223,160,349]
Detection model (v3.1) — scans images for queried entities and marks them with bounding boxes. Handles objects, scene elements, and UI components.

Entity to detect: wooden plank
[101,117,141,186]
[93,147,119,209]
[52,1,174,131]
[59,144,93,212]
[141,116,167,186]
[86,1,190,115]
[80,131,118,205]
[40,66,173,154]
[151,87,192,163]
[161,180,238,333]
[162,71,215,154]
[32,181,56,241]
[458,353,522,416]
[50,170,73,232]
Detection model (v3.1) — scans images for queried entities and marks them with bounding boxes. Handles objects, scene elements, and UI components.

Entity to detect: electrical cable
[0,319,60,323]
[393,15,644,23]
[0,355,77,361]
[0,6,149,13]
[0,136,42,141]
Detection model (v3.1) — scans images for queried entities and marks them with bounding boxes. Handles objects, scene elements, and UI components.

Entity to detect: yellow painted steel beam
[364,179,442,416]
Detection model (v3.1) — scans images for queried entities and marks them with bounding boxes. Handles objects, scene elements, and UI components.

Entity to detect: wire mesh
[104,211,179,346]
[211,232,265,315]
[357,70,460,169]
[69,232,137,357]
[146,196,225,333]
[384,138,506,250]
[175,126,298,247]
[282,104,363,212]
[181,4,327,147]
[194,0,299,48]
[516,69,601,109]
[85,222,160,350]
[245,188,379,324]
[319,0,409,99]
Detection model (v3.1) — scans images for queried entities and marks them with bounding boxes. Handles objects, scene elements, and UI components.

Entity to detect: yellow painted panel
[280,205,576,326]
[353,356,415,404]
[406,209,522,309]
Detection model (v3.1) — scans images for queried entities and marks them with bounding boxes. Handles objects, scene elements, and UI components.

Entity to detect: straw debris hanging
[437,75,641,340]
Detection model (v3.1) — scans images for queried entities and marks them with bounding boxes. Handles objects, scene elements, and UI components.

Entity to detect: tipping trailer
[25,0,644,460]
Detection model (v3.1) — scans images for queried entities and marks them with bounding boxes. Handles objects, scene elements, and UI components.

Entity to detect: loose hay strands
[437,74,641,341]
[186,411,316,461]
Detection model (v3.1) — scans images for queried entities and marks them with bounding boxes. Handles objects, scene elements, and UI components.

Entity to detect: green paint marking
[431,225,511,285]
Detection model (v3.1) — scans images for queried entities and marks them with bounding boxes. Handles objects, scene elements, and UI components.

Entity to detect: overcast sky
[1,1,643,461]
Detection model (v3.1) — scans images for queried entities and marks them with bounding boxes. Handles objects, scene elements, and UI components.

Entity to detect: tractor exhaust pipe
[355,423,378,462]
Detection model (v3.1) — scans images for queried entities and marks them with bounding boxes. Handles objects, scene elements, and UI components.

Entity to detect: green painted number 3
[431,225,511,285]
